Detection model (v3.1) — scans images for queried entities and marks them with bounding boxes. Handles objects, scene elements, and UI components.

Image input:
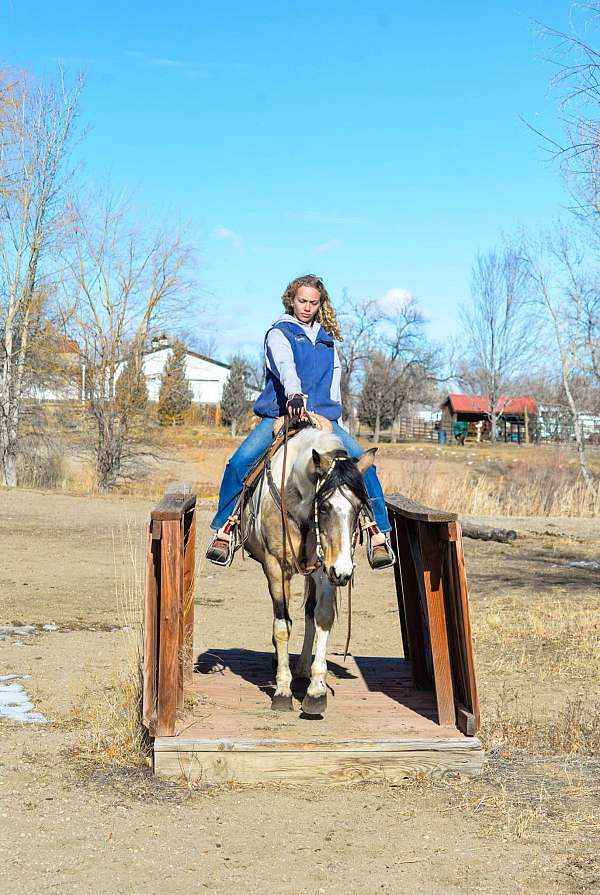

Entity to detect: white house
[136,344,261,405]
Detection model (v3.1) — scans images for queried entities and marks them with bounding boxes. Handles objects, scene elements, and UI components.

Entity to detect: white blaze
[327,488,354,579]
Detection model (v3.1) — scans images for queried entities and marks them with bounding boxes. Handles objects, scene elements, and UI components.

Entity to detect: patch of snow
[0,675,48,724]
[0,624,36,636]
[42,623,59,631]
[569,560,600,570]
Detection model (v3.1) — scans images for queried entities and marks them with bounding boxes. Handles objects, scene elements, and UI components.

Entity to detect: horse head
[312,446,377,586]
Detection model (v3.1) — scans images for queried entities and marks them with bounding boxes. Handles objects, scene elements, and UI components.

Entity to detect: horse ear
[356,448,377,474]
[312,449,322,469]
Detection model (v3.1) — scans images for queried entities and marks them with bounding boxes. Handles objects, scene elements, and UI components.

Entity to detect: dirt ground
[1,487,599,894]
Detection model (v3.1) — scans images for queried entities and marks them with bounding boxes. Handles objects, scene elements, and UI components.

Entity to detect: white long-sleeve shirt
[265,314,342,406]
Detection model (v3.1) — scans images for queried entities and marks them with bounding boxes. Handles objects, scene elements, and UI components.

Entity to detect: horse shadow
[194,647,356,700]
[194,648,436,723]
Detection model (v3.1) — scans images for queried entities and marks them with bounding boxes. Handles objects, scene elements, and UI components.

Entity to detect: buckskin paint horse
[240,424,376,715]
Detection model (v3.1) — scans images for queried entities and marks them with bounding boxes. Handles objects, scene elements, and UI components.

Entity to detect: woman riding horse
[206,274,395,570]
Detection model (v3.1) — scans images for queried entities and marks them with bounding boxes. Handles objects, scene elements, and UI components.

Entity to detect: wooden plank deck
[153,648,484,784]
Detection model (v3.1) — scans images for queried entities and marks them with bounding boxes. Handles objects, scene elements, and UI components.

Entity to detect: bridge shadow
[351,654,437,722]
[194,648,436,723]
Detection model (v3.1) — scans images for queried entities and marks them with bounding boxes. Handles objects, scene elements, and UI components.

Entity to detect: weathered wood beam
[460,520,517,544]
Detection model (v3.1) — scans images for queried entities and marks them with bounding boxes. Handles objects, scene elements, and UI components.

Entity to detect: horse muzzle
[326,565,353,587]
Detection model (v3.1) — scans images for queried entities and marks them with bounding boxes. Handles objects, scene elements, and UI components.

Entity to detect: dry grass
[70,521,149,768]
[380,449,600,516]
[458,584,600,842]
[19,416,600,517]
[473,598,600,683]
[481,690,600,758]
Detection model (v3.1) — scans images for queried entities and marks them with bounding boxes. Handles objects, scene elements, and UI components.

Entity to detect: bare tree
[538,5,600,227]
[336,291,383,433]
[357,296,432,441]
[0,70,83,486]
[525,228,596,495]
[187,332,219,359]
[459,245,533,441]
[238,349,265,393]
[63,194,193,491]
[357,351,395,438]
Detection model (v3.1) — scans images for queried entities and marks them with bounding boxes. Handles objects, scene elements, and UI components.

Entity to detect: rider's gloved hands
[286,394,306,418]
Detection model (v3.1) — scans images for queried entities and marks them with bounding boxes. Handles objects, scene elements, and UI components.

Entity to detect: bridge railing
[386,494,480,735]
[143,481,197,737]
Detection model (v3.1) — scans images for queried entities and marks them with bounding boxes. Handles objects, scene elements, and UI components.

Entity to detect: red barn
[440,394,538,443]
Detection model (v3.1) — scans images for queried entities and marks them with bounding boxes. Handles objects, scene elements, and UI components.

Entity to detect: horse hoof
[271,694,294,712]
[302,693,327,716]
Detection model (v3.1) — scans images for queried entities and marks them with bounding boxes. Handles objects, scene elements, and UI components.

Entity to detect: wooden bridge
[142,483,483,784]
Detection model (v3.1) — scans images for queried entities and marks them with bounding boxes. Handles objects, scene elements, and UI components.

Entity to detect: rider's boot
[364,521,396,570]
[206,516,237,566]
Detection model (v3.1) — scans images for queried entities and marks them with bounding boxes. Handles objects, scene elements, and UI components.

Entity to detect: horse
[241,424,376,715]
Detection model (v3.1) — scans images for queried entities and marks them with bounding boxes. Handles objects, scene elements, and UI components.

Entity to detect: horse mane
[317,453,370,507]
[271,427,369,513]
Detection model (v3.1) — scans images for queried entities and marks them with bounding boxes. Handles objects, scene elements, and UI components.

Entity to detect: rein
[279,417,320,577]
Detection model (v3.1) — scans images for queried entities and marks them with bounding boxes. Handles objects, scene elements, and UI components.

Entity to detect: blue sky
[1,0,580,357]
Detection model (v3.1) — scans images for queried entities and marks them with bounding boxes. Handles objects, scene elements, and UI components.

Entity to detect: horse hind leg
[302,571,336,717]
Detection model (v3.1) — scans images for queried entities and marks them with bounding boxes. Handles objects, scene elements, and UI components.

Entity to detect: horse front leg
[302,569,335,716]
[264,555,294,712]
[295,574,316,683]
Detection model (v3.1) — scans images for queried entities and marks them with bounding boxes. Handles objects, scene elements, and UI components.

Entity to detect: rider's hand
[286,394,305,418]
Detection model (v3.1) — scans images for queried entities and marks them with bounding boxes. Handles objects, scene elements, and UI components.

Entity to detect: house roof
[445,394,538,415]
[54,337,80,355]
[145,346,232,370]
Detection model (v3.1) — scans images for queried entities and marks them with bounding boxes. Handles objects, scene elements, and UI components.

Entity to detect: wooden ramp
[153,649,483,784]
[145,485,484,785]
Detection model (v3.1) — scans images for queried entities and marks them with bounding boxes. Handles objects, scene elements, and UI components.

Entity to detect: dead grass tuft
[481,690,600,758]
[70,520,149,768]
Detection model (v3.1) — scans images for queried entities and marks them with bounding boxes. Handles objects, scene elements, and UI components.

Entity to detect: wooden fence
[386,494,480,734]
[143,481,197,737]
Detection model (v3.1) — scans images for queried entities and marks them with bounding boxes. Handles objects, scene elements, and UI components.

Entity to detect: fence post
[143,482,197,738]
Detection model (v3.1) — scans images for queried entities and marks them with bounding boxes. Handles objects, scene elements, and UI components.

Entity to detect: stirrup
[362,521,396,570]
[206,516,238,567]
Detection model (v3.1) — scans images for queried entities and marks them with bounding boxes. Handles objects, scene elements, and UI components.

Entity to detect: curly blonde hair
[281,274,343,342]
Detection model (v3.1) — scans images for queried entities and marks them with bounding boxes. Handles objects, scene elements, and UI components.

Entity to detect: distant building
[26,331,83,402]
[440,394,538,443]
[130,343,260,405]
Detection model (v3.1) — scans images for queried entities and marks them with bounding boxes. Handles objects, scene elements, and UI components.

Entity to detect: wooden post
[391,515,430,689]
[143,526,159,733]
[451,524,480,731]
[156,519,182,736]
[177,516,185,711]
[144,482,197,738]
[183,507,196,682]
[418,523,455,728]
[524,406,529,444]
[388,512,410,659]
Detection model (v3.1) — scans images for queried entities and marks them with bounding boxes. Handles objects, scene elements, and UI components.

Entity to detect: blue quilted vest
[253,321,342,421]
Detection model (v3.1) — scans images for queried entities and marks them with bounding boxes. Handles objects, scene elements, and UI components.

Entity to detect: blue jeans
[211,419,391,533]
